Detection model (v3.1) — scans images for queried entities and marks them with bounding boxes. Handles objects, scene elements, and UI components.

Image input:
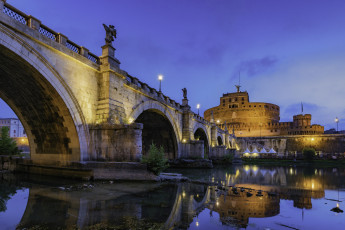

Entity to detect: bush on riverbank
[303,147,316,161]
[0,127,21,156]
[141,143,169,175]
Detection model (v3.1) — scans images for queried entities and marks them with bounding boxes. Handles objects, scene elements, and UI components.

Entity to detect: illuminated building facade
[0,118,26,138]
[204,86,324,137]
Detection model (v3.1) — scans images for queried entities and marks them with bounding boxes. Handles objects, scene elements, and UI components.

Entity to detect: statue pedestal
[182,98,188,106]
[100,44,120,68]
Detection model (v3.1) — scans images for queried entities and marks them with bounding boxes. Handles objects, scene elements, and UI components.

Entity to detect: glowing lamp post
[197,104,200,115]
[335,117,339,133]
[158,74,163,92]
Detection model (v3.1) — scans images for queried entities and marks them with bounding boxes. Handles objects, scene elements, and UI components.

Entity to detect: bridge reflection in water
[1,166,344,229]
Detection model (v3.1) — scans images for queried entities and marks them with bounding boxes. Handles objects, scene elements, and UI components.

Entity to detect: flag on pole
[301,102,303,114]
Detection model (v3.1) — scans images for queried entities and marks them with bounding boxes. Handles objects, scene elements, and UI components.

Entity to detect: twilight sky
[1,0,345,130]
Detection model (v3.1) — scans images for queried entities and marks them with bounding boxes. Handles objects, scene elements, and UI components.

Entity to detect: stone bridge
[0,1,234,165]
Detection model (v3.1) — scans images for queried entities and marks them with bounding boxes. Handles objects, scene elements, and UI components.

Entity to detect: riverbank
[242,158,345,167]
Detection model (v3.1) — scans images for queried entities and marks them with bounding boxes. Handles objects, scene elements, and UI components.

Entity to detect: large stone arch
[193,125,210,154]
[129,100,180,159]
[0,24,89,164]
[129,100,181,140]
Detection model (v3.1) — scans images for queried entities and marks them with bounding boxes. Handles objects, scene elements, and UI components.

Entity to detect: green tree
[302,147,316,161]
[0,126,21,155]
[141,143,168,175]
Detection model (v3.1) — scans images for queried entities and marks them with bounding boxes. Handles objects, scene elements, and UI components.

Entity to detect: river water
[0,165,345,230]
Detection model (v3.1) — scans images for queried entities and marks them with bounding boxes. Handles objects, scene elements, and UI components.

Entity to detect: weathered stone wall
[89,123,143,161]
[209,146,231,159]
[179,141,204,159]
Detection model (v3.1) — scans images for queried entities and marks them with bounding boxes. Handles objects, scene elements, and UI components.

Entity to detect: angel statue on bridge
[103,24,117,45]
[182,88,187,99]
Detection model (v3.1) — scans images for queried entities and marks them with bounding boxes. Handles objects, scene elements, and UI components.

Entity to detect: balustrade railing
[3,4,27,25]
[39,24,57,41]
[87,52,99,64]
[66,40,81,54]
[2,2,99,64]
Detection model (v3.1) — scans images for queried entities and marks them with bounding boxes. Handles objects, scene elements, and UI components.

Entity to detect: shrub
[141,143,168,175]
[224,153,234,163]
[0,127,21,155]
[303,147,316,161]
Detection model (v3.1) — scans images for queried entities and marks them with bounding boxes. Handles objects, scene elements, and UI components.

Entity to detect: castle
[204,86,324,137]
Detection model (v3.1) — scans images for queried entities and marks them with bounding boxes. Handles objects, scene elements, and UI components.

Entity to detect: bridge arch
[193,125,210,154]
[217,136,223,146]
[129,100,180,159]
[0,24,88,164]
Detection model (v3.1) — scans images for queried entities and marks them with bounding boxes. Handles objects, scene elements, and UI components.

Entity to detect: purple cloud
[233,56,278,78]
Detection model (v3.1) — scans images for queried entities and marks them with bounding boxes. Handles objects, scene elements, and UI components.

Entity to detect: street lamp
[158,74,163,92]
[196,104,200,115]
[335,117,339,133]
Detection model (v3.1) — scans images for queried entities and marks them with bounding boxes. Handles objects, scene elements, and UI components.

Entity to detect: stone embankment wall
[0,155,30,171]
[238,134,345,155]
[0,155,157,181]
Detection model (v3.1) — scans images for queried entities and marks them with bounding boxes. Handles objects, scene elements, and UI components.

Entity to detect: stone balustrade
[125,74,182,110]
[1,2,100,64]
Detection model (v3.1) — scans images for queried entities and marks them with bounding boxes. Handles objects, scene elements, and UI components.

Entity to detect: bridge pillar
[211,124,217,147]
[97,44,125,124]
[90,44,143,161]
[224,122,230,148]
[181,99,193,142]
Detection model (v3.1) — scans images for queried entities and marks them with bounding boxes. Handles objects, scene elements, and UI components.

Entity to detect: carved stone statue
[103,24,117,45]
[182,88,187,99]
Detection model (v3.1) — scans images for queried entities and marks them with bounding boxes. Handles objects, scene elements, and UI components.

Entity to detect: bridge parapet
[1,1,100,64]
[124,74,182,110]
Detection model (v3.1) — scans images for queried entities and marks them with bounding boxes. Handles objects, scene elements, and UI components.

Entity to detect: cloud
[173,42,227,67]
[232,56,278,79]
[283,102,322,116]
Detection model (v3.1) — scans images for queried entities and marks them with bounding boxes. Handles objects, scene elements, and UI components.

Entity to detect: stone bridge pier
[0,1,235,167]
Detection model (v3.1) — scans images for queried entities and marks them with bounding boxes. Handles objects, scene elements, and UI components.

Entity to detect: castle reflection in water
[1,165,344,229]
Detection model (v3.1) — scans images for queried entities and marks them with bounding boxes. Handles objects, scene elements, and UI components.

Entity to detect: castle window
[235,98,238,101]
[242,97,244,101]
[242,102,244,104]
[259,105,261,107]
[254,105,256,107]
[229,99,231,102]
[223,99,225,103]
[249,105,251,107]
[229,105,231,108]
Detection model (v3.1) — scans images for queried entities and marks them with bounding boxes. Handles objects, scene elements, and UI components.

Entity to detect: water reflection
[0,166,344,229]
[211,188,280,228]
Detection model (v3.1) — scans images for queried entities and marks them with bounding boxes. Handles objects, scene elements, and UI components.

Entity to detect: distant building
[204,86,324,137]
[0,118,26,138]
[324,128,345,134]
